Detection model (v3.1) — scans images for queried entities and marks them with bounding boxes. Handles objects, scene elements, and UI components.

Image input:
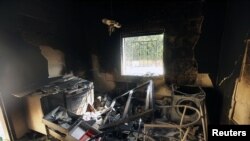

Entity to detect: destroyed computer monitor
[100,80,154,130]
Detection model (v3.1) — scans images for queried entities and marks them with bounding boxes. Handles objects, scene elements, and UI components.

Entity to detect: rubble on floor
[20,75,207,141]
[42,78,207,141]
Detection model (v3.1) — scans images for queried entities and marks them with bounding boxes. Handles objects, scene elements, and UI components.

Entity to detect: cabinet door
[26,93,47,134]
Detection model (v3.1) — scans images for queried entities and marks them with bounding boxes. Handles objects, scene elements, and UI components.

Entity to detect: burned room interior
[0,0,250,140]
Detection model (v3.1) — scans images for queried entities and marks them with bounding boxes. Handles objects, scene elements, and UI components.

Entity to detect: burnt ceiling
[0,0,204,48]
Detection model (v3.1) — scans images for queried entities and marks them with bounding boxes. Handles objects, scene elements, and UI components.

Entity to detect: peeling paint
[40,46,65,78]
[195,73,213,87]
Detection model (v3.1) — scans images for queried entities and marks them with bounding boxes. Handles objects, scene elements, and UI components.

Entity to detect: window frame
[120,31,165,77]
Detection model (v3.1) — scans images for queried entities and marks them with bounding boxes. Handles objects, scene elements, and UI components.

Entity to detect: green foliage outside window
[123,34,163,61]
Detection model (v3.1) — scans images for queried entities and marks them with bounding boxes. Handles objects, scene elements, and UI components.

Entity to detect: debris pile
[43,77,207,141]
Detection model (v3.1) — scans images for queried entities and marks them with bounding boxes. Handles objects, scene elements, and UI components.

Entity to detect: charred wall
[100,1,204,85]
[0,0,50,139]
[195,0,226,85]
[0,29,49,139]
[16,0,207,91]
[217,0,250,124]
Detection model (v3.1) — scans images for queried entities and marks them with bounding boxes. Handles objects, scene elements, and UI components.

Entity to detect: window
[121,33,164,76]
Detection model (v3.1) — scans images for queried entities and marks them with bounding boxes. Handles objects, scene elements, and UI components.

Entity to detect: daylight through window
[121,34,164,76]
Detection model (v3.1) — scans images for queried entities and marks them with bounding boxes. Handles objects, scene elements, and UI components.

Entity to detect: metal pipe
[122,90,133,118]
[179,105,187,139]
[181,127,190,141]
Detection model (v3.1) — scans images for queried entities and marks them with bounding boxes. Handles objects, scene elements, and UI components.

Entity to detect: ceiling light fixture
[102,18,121,36]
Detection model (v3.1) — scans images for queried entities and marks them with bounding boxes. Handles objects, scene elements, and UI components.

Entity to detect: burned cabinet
[26,93,47,134]
[41,83,94,116]
[26,76,94,135]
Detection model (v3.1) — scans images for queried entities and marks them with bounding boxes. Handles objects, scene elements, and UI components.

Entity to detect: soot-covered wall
[86,1,205,86]
[13,0,208,92]
[217,0,250,124]
[0,0,50,139]
[10,0,222,86]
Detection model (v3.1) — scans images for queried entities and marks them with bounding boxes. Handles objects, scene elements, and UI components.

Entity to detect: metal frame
[144,105,202,141]
[100,80,154,130]
[171,85,208,141]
